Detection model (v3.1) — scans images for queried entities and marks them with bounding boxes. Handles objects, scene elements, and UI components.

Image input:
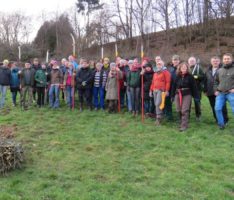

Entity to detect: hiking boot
[179,127,187,132]
[155,119,161,126]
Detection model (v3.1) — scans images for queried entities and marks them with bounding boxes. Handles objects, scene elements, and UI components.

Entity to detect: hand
[149,91,153,98]
[215,91,219,96]
[165,91,169,97]
[82,81,86,86]
[140,69,145,75]
[229,89,234,93]
[194,75,198,79]
[116,67,120,72]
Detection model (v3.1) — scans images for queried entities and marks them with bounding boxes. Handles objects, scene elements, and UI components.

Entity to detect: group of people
[0,53,233,131]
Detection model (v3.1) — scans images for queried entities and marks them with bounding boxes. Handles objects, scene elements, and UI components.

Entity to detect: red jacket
[150,70,171,92]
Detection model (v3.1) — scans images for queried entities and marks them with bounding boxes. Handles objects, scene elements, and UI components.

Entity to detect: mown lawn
[0,95,233,200]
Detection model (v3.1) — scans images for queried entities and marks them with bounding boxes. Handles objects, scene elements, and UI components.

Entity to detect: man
[165,55,180,120]
[188,56,205,121]
[76,59,94,111]
[0,60,11,109]
[19,62,35,110]
[31,58,41,102]
[204,56,228,124]
[49,61,63,109]
[214,53,234,129]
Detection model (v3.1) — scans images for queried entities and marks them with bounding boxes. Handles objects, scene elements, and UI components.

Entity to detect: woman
[150,60,171,125]
[105,63,123,113]
[171,62,199,131]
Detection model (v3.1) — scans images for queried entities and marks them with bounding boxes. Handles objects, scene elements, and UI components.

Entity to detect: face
[223,55,232,65]
[69,56,74,62]
[157,61,163,69]
[83,61,88,68]
[116,57,121,64]
[79,59,84,65]
[211,58,220,68]
[155,57,161,65]
[33,60,39,65]
[181,64,188,74]
[68,62,73,69]
[142,60,148,66]
[25,63,30,68]
[133,58,138,65]
[96,64,102,71]
[104,59,109,65]
[188,58,196,66]
[145,66,151,71]
[172,59,180,67]
[42,64,46,69]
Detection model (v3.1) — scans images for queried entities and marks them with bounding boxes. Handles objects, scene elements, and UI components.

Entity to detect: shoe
[94,107,98,111]
[179,127,187,132]
[196,116,201,122]
[132,111,136,117]
[219,125,225,130]
[155,119,161,126]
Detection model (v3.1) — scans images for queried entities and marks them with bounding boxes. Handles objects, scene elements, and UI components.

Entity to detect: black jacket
[76,67,94,89]
[171,73,199,99]
[204,66,219,96]
[0,66,11,86]
[143,70,154,100]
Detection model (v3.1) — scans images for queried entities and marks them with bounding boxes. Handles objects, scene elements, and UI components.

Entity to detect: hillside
[80,17,234,64]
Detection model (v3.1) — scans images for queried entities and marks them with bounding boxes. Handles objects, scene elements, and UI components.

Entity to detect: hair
[223,53,233,59]
[176,62,190,76]
[172,55,180,61]
[210,56,220,60]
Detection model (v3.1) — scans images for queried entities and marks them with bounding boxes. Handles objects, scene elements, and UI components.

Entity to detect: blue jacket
[10,67,20,88]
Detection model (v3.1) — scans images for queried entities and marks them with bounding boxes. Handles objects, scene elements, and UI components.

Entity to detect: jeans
[93,87,105,109]
[0,85,8,108]
[215,93,234,126]
[66,85,74,108]
[130,87,140,112]
[37,87,45,107]
[126,87,132,111]
[208,95,228,123]
[49,85,60,108]
[144,99,154,114]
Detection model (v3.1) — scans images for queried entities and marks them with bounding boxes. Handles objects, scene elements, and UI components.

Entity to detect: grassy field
[0,95,233,200]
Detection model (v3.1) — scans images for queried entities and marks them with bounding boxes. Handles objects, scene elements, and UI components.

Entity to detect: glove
[82,81,87,86]
[149,91,153,98]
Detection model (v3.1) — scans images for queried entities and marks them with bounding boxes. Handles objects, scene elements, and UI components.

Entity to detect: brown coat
[63,70,76,87]
[105,70,123,100]
[50,68,63,84]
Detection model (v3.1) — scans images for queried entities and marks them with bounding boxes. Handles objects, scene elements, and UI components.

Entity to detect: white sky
[0,0,78,41]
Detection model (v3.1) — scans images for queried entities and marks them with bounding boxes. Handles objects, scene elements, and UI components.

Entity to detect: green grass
[0,95,233,200]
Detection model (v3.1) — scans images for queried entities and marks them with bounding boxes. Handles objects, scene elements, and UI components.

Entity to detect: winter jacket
[76,67,94,89]
[150,69,171,92]
[0,65,11,86]
[20,68,35,87]
[143,70,154,100]
[105,70,123,100]
[171,73,199,99]
[35,69,47,87]
[127,69,141,88]
[204,66,219,96]
[50,68,63,85]
[10,67,20,88]
[214,62,234,93]
[190,64,205,91]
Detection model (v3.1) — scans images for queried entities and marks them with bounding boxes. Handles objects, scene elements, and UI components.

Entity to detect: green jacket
[214,63,234,92]
[127,70,141,88]
[35,69,47,87]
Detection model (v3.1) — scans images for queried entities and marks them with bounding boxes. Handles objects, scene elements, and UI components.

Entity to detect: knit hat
[3,59,9,65]
[128,60,134,65]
